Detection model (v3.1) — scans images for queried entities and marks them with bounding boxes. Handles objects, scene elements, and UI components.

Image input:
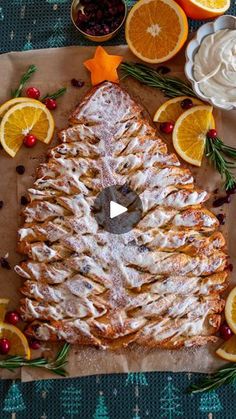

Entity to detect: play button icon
[93,184,143,234]
[110,201,127,219]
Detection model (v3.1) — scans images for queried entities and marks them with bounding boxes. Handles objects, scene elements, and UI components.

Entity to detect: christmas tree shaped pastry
[15,82,228,349]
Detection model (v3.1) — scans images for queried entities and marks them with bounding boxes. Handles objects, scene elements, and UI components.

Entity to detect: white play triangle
[110,201,127,219]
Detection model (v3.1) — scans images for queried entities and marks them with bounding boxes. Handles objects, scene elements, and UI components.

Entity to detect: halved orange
[216,335,236,362]
[0,101,55,157]
[0,98,40,119]
[0,299,10,322]
[225,287,236,334]
[172,105,215,167]
[125,0,188,63]
[175,0,230,20]
[0,322,30,359]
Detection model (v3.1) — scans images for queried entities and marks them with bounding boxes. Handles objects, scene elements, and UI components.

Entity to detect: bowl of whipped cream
[185,15,236,110]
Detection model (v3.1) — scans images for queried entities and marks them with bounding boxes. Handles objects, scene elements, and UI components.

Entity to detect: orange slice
[225,287,236,334]
[216,335,236,362]
[175,0,230,20]
[125,0,188,63]
[0,299,10,322]
[153,96,205,123]
[0,98,40,119]
[172,105,215,167]
[0,101,55,157]
[0,322,30,359]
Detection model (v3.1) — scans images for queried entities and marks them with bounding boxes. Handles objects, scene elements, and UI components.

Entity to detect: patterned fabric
[0,1,236,418]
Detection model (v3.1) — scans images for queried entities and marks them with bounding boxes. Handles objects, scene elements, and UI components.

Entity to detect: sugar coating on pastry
[15,82,228,349]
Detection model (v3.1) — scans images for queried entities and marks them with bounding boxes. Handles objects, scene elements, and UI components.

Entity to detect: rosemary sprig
[188,364,236,393]
[12,65,37,98]
[41,87,67,101]
[205,136,236,191]
[0,343,70,377]
[121,62,197,98]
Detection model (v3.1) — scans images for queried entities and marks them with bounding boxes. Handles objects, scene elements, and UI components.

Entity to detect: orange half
[175,0,230,20]
[125,0,188,63]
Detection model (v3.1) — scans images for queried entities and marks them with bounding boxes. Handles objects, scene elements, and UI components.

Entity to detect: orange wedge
[0,322,30,359]
[0,299,10,322]
[125,0,188,63]
[216,335,236,362]
[0,97,40,119]
[0,101,55,157]
[225,287,236,334]
[172,105,215,167]
[175,0,230,20]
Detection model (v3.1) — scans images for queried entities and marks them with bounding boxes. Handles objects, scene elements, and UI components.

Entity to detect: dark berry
[44,98,57,111]
[181,98,193,110]
[219,323,233,340]
[227,185,236,195]
[20,196,28,206]
[0,201,3,209]
[71,78,85,88]
[16,165,25,175]
[160,122,174,134]
[5,311,20,325]
[26,87,40,100]
[0,338,11,355]
[228,263,234,272]
[29,339,41,350]
[213,195,231,207]
[156,66,171,75]
[207,129,217,138]
[23,134,37,148]
[0,257,11,270]
[216,213,225,225]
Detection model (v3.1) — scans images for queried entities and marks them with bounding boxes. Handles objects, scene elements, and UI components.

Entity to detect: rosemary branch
[41,87,67,101]
[205,136,236,191]
[12,65,37,98]
[121,62,197,98]
[0,343,70,377]
[188,364,236,393]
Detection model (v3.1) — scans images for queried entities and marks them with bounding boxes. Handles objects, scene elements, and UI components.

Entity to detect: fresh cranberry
[44,98,57,111]
[207,129,218,138]
[26,87,40,100]
[160,122,174,134]
[181,98,193,110]
[5,311,20,325]
[0,338,11,355]
[219,323,233,340]
[29,339,41,350]
[23,134,37,148]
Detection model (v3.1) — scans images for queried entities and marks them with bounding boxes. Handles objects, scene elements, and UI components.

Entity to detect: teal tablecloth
[0,1,236,418]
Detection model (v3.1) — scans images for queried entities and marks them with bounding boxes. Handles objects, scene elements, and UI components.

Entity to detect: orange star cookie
[84,46,123,86]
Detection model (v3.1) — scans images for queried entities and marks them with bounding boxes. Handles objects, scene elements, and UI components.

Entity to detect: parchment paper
[0,45,234,382]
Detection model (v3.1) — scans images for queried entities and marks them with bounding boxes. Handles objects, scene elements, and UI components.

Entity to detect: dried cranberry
[156,66,171,75]
[16,165,25,175]
[0,257,11,270]
[228,263,234,272]
[227,185,236,195]
[181,98,193,110]
[71,78,84,88]
[216,213,225,225]
[213,195,231,207]
[21,196,28,206]
[0,201,3,209]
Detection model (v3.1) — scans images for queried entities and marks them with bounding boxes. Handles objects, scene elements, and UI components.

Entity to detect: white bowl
[185,15,236,111]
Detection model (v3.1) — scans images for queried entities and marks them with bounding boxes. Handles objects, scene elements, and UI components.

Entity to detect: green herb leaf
[188,364,236,393]
[0,343,70,377]
[121,62,196,98]
[12,65,37,98]
[41,87,67,101]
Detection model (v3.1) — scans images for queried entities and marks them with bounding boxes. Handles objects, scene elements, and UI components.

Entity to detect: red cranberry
[160,122,174,134]
[23,134,37,148]
[0,338,11,355]
[5,311,20,325]
[181,98,193,110]
[26,87,40,100]
[44,98,57,111]
[29,339,41,350]
[220,323,233,340]
[207,129,218,138]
